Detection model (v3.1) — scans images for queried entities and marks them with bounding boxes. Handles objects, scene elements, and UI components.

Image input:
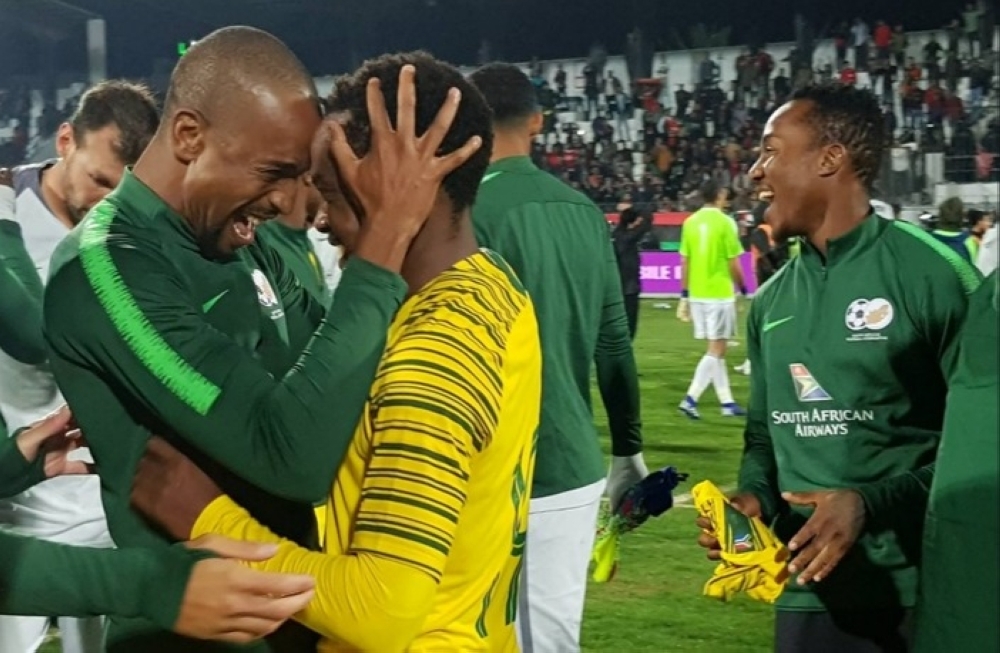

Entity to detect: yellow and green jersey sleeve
[192,250,541,652]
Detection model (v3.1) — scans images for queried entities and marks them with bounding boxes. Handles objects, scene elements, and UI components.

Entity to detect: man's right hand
[326,64,482,273]
[174,535,315,643]
[695,493,762,561]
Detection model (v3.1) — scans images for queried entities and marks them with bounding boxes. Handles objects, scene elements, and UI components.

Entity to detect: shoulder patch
[79,201,221,415]
[891,221,981,295]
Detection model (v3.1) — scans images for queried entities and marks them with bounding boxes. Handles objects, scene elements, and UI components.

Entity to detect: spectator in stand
[773,68,791,105]
[851,18,870,71]
[554,64,567,103]
[925,83,946,128]
[675,84,692,119]
[833,22,849,69]
[943,90,965,130]
[946,19,962,54]
[891,25,908,71]
[943,51,961,92]
[923,36,944,84]
[873,21,892,67]
[840,61,858,86]
[583,62,600,118]
[963,3,982,57]
[901,80,924,133]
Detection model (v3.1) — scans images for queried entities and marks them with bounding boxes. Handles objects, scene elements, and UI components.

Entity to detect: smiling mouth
[757,190,775,202]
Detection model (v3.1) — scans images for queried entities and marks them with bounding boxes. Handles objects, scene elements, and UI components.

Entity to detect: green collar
[800,212,888,269]
[483,156,537,180]
[111,169,200,252]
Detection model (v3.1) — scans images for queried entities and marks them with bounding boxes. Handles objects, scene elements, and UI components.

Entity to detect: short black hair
[70,80,159,165]
[468,63,539,128]
[699,179,721,205]
[165,26,317,121]
[327,51,494,215]
[791,83,886,189]
[938,197,965,230]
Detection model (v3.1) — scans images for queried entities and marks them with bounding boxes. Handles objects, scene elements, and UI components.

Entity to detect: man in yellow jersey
[677,179,747,419]
[256,178,332,304]
[131,53,542,653]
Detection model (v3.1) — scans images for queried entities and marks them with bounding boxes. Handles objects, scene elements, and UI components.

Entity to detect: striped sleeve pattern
[350,253,529,581]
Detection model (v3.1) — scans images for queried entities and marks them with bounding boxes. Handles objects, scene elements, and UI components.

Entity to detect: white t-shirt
[978,225,998,277]
[0,162,111,546]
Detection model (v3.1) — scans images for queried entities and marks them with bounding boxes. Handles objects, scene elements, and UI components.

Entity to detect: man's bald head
[164,26,319,121]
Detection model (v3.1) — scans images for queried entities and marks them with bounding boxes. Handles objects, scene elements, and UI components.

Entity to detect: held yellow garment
[692,480,789,604]
[193,251,542,652]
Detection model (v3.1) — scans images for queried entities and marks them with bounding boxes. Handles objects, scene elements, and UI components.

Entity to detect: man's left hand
[131,436,223,541]
[782,489,866,585]
[16,405,91,478]
[606,454,649,510]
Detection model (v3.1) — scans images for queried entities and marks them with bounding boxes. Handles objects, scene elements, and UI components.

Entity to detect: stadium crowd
[525,9,997,212]
[0,9,996,653]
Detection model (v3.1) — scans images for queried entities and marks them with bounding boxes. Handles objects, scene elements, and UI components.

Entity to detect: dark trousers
[623,293,639,340]
[775,609,913,653]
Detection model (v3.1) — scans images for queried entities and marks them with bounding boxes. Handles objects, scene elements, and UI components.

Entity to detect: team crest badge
[252,269,279,308]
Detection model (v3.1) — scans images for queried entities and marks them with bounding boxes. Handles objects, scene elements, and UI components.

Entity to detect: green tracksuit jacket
[472,155,642,499]
[738,214,981,612]
[915,271,998,651]
[44,171,406,652]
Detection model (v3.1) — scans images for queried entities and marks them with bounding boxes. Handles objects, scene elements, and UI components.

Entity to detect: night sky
[0,0,966,81]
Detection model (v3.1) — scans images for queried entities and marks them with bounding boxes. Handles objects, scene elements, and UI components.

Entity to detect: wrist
[352,219,416,274]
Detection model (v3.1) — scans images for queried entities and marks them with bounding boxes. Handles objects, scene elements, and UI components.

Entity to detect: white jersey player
[0,81,159,653]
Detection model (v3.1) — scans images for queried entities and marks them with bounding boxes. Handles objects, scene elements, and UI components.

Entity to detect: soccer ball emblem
[845,298,894,332]
[845,299,870,331]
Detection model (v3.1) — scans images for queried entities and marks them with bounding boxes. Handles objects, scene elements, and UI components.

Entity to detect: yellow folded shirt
[692,480,789,604]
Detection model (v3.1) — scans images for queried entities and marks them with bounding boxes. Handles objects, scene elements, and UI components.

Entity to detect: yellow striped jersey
[319,249,540,651]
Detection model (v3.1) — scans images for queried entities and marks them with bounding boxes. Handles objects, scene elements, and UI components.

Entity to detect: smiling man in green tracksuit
[699,84,981,653]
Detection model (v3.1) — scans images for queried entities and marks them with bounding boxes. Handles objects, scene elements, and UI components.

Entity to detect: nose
[748,156,764,182]
[267,177,300,217]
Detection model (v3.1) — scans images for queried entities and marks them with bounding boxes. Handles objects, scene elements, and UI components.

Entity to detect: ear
[818,143,847,178]
[527,112,544,138]
[170,109,207,164]
[55,123,75,159]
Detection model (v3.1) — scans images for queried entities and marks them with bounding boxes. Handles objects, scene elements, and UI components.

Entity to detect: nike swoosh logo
[763,316,795,332]
[201,290,229,313]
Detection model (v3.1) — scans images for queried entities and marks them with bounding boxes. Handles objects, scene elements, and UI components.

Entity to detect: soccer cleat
[679,397,701,420]
[721,403,746,417]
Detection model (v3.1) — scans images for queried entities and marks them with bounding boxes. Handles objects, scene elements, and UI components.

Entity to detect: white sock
[714,357,735,405]
[686,355,717,402]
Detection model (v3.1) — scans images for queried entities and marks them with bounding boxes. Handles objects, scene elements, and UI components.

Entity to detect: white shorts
[690,299,736,341]
[516,480,605,653]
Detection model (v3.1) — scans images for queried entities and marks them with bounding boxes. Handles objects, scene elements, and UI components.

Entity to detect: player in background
[132,52,542,653]
[467,63,647,653]
[44,27,479,653]
[0,80,159,653]
[913,270,998,652]
[677,179,747,419]
[735,207,793,376]
[256,178,331,304]
[698,83,980,652]
[928,197,977,263]
[612,204,652,340]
